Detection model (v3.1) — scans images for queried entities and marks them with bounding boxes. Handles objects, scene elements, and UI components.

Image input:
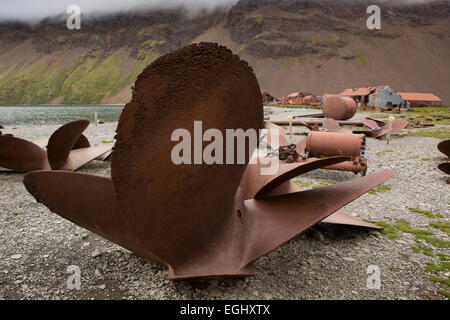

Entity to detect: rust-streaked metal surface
[306,131,364,158]
[322,118,341,132]
[438,163,450,175]
[362,119,381,131]
[438,140,450,158]
[372,119,409,139]
[23,42,396,280]
[72,134,112,161]
[323,96,357,120]
[0,120,112,173]
[264,121,367,175]
[438,140,450,175]
[264,121,287,149]
[47,120,90,170]
[240,156,350,200]
[324,159,367,175]
[262,180,382,229]
[47,120,112,171]
[0,135,50,172]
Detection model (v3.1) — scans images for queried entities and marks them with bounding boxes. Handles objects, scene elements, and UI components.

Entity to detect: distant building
[340,86,408,109]
[398,92,442,108]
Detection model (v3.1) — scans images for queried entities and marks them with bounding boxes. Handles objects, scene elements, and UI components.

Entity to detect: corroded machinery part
[306,131,365,158]
[264,121,367,174]
[23,42,396,280]
[0,120,112,173]
[256,174,382,230]
[47,120,112,171]
[372,118,409,139]
[305,131,367,175]
[438,163,450,175]
[322,118,341,132]
[111,42,263,279]
[438,140,450,158]
[323,96,357,120]
[0,135,50,172]
[437,140,450,175]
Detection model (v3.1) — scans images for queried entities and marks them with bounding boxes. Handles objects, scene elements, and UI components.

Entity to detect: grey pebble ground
[0,108,448,300]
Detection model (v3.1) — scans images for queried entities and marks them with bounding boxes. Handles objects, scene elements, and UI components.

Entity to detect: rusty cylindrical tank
[306,131,365,159]
[323,96,357,120]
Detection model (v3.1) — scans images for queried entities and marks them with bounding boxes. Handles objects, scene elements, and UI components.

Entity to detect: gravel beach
[0,108,449,300]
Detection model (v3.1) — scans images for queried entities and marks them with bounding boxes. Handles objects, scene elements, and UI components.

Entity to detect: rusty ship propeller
[23,42,395,280]
[0,120,111,172]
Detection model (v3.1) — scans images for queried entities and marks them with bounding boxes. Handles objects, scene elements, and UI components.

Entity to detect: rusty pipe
[306,131,365,159]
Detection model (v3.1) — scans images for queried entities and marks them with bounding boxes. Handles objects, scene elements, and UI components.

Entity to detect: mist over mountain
[0,0,448,104]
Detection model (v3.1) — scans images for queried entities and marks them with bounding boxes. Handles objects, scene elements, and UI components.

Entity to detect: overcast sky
[0,0,239,22]
[0,0,436,22]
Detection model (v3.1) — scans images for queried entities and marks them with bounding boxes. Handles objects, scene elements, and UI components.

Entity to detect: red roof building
[397,92,442,107]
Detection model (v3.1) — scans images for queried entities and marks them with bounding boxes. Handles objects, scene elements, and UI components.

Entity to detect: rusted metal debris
[0,120,111,172]
[23,42,395,280]
[265,122,367,175]
[323,96,357,120]
[371,118,409,139]
[437,140,450,175]
[266,115,409,139]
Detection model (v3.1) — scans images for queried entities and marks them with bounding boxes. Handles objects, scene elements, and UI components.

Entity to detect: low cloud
[0,0,442,23]
[0,0,239,22]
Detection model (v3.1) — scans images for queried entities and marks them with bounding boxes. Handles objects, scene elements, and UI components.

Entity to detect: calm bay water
[0,105,124,127]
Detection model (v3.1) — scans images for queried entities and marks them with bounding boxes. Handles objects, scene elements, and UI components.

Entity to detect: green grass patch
[0,47,161,105]
[376,150,393,157]
[365,220,399,240]
[425,261,450,274]
[438,290,450,299]
[368,184,392,195]
[416,235,450,248]
[429,221,450,235]
[294,180,313,188]
[293,180,336,189]
[395,220,434,236]
[437,253,449,261]
[408,208,444,219]
[311,181,336,189]
[430,276,450,286]
[411,240,435,257]
[405,128,450,140]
